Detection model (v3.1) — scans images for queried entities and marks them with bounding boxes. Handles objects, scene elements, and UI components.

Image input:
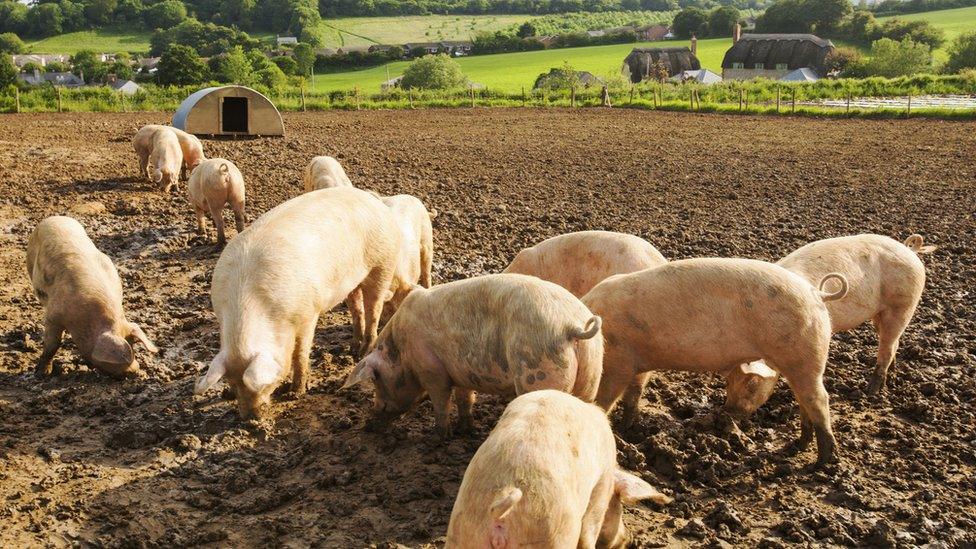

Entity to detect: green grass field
[319,14,535,47]
[877,5,976,42]
[312,37,731,92]
[26,28,153,54]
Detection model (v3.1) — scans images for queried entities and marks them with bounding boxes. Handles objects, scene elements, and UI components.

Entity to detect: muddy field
[0,109,974,548]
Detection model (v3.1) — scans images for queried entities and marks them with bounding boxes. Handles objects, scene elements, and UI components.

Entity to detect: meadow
[318,14,534,48]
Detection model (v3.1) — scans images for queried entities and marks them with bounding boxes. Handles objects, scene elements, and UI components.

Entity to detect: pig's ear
[243,353,281,393]
[194,352,226,395]
[342,359,376,389]
[614,470,672,506]
[92,333,134,367]
[738,361,777,379]
[127,322,159,353]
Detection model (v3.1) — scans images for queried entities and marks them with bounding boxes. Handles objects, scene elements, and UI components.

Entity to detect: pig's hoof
[456,419,476,435]
[221,386,237,401]
[865,377,885,395]
[34,364,52,378]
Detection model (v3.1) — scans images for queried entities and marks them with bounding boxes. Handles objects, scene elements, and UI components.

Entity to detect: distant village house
[721,28,835,81]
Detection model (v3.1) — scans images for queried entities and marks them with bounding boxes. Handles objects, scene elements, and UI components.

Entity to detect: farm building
[623,47,701,83]
[670,69,723,84]
[534,68,604,89]
[721,32,834,80]
[173,86,284,137]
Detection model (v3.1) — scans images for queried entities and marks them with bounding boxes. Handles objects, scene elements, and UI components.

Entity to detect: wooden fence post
[570,86,576,108]
[521,85,526,107]
[57,86,62,113]
[629,86,635,104]
[791,88,796,113]
[119,91,125,113]
[355,86,360,110]
[738,88,743,111]
[776,87,781,112]
[470,87,475,108]
[846,91,851,113]
[907,92,912,117]
[301,87,306,112]
[15,87,20,114]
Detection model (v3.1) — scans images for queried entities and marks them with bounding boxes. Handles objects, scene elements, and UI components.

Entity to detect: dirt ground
[0,109,974,548]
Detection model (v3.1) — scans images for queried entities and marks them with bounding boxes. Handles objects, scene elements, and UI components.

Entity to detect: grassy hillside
[877,5,976,42]
[27,29,153,55]
[312,37,730,92]
[319,15,535,47]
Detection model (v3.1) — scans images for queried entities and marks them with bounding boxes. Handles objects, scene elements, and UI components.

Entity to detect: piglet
[27,216,158,377]
[343,273,604,437]
[187,158,246,246]
[446,390,670,548]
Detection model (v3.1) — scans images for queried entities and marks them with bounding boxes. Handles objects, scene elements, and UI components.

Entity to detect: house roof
[404,42,441,49]
[780,67,820,82]
[623,47,701,83]
[722,34,834,75]
[18,71,85,86]
[670,69,723,84]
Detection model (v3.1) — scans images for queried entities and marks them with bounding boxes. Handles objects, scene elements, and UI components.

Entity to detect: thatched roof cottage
[623,47,701,83]
[721,33,834,81]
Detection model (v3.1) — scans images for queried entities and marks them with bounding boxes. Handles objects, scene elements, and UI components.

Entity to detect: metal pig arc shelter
[173,86,284,137]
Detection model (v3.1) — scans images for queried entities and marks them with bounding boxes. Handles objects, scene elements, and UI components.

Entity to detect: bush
[0,53,16,87]
[860,37,931,78]
[158,44,209,85]
[273,55,298,75]
[870,18,945,49]
[400,54,466,90]
[0,32,24,54]
[209,46,253,84]
[254,65,287,89]
[946,31,976,73]
[825,47,862,75]
[144,0,187,28]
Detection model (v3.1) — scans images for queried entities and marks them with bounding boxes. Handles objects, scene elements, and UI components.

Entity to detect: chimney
[690,34,698,56]
[733,23,741,44]
[107,73,117,85]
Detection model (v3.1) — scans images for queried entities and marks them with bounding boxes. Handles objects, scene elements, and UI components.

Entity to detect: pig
[503,230,667,427]
[193,187,403,419]
[446,390,671,549]
[582,258,848,466]
[303,156,352,192]
[187,158,246,246]
[725,233,938,418]
[379,194,435,310]
[132,125,205,180]
[342,273,604,438]
[26,216,158,377]
[147,127,183,193]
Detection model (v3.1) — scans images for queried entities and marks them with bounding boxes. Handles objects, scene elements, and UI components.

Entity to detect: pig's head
[342,332,423,426]
[187,153,204,172]
[89,322,158,376]
[195,351,282,419]
[724,361,780,420]
[599,470,672,548]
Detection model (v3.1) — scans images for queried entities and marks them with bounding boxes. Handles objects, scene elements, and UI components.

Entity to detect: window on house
[732,62,744,69]
[776,63,788,70]
[755,63,764,69]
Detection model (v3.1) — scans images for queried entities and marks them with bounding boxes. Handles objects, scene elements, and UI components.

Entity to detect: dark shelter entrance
[221,97,248,133]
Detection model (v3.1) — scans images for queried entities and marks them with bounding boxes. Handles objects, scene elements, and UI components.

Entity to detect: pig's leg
[138,150,150,180]
[421,373,455,439]
[783,370,837,465]
[595,350,639,414]
[420,243,433,288]
[290,317,316,395]
[233,200,246,234]
[194,207,207,237]
[620,372,651,429]
[36,320,64,377]
[208,202,226,247]
[359,270,393,356]
[454,388,476,433]
[867,308,912,395]
[346,288,365,352]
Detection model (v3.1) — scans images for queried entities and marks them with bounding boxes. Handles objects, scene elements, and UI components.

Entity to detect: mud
[0,109,973,547]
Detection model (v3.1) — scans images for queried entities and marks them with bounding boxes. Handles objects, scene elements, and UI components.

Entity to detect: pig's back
[447,391,613,547]
[28,217,122,305]
[778,234,924,332]
[585,258,823,371]
[507,231,665,297]
[213,188,397,316]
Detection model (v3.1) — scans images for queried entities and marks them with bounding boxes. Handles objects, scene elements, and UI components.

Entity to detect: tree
[824,46,861,75]
[708,6,740,37]
[0,32,25,53]
[0,2,29,35]
[144,0,187,28]
[861,37,931,78]
[0,52,16,87]
[400,54,466,90]
[871,19,945,50]
[803,0,851,34]
[946,30,976,73]
[85,0,118,26]
[292,42,315,75]
[672,7,708,39]
[756,0,809,33]
[210,46,253,83]
[254,65,286,88]
[157,44,208,85]
[28,3,64,37]
[21,61,43,74]
[272,54,298,75]
[516,21,536,38]
[57,0,86,33]
[71,50,107,82]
